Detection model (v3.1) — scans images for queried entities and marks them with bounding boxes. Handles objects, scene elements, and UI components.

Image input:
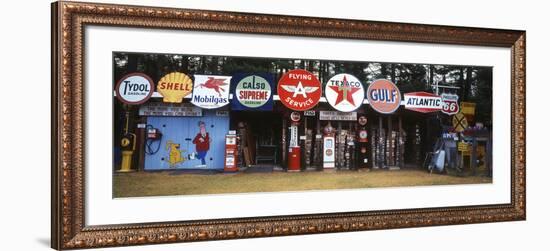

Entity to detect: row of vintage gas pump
[222,111,371,172]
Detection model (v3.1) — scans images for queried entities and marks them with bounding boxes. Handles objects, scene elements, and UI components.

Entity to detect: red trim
[114,72,154,105]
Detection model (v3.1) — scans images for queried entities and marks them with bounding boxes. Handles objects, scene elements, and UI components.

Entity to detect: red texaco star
[329,76,360,106]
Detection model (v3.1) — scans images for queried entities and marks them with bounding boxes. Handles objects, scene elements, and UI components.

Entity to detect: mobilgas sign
[115,73,154,105]
[404,92,442,113]
[366,79,401,114]
[325,73,364,112]
[231,73,274,111]
[191,75,231,109]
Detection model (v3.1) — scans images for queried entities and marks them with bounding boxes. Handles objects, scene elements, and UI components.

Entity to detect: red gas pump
[288,112,301,172]
[224,132,238,172]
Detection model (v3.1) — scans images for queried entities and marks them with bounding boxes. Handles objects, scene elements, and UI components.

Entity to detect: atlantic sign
[231,73,274,111]
[325,74,364,112]
[277,69,322,111]
[191,75,231,109]
[366,79,401,114]
[115,73,154,105]
[404,92,442,113]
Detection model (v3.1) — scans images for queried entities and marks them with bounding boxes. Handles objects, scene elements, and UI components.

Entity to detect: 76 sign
[441,93,459,115]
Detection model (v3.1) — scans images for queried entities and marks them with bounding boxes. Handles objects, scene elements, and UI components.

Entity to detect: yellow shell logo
[157,72,193,103]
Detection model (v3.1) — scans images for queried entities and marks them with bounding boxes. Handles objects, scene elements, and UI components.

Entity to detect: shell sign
[157,72,193,103]
[366,79,401,114]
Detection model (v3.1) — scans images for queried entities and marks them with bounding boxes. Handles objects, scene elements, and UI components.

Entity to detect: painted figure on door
[165,140,186,168]
[192,121,211,167]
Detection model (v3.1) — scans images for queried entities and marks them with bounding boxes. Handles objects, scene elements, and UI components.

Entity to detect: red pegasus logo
[198,77,228,97]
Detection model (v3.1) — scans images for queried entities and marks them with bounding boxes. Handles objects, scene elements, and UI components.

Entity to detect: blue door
[144,110,229,170]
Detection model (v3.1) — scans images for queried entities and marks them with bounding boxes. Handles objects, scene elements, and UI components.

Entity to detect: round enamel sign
[325,73,365,112]
[290,111,301,122]
[236,75,272,108]
[366,79,401,114]
[115,73,154,105]
[277,69,322,111]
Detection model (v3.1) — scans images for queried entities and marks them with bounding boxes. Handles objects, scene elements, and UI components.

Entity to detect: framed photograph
[51,1,526,249]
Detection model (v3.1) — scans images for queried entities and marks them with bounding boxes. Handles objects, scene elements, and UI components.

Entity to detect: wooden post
[378,116,383,168]
[470,137,478,175]
[397,115,405,168]
[281,118,287,170]
[486,133,492,177]
[337,121,342,169]
[387,116,393,167]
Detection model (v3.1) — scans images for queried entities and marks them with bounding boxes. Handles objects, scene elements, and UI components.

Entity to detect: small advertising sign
[290,111,301,122]
[452,112,469,132]
[277,69,322,111]
[157,72,193,103]
[441,93,460,115]
[324,73,365,112]
[231,73,274,110]
[319,111,357,121]
[460,102,476,123]
[191,75,232,109]
[366,79,401,114]
[138,102,202,117]
[115,73,154,105]
[404,92,442,113]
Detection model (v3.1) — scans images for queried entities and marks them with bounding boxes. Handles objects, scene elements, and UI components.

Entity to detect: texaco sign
[325,73,365,112]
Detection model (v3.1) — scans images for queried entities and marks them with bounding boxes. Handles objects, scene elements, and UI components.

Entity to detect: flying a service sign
[325,73,364,112]
[404,92,442,113]
[277,69,322,111]
[191,75,231,109]
[231,73,274,111]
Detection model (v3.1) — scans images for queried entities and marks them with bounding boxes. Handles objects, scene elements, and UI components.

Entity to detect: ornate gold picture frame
[51,1,525,249]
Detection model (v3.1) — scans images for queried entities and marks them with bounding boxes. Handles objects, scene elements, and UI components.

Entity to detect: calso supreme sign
[231,73,274,111]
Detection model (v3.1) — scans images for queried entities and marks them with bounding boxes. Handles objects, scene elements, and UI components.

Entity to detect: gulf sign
[277,69,322,111]
[366,79,401,114]
[404,92,442,113]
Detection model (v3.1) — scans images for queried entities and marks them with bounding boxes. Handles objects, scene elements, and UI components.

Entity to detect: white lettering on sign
[191,75,232,109]
[403,92,442,113]
[319,111,357,121]
[138,102,202,117]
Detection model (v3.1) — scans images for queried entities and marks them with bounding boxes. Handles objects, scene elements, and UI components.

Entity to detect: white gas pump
[322,122,336,169]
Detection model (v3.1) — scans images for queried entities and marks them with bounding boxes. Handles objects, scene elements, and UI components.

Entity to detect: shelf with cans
[113,56,491,175]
